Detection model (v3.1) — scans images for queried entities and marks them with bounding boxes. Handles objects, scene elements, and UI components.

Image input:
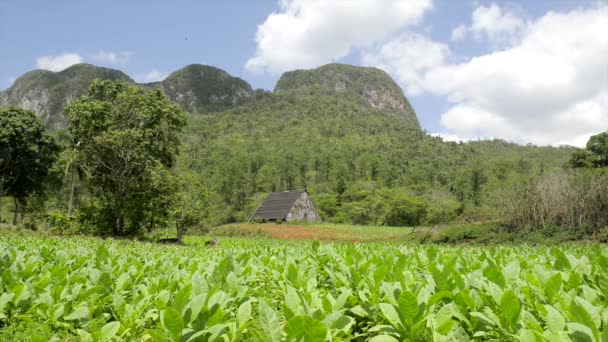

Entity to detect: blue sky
[1,0,606,146]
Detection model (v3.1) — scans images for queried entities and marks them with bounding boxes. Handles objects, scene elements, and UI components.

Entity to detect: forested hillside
[0,62,584,232]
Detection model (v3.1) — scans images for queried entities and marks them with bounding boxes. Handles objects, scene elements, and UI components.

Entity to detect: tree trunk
[177,221,184,242]
[12,197,18,225]
[67,167,76,217]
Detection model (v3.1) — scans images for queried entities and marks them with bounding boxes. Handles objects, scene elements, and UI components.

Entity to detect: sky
[0,0,606,147]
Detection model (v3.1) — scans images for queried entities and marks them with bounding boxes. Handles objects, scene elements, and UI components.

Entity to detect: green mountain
[0,63,254,127]
[276,63,420,129]
[0,64,132,128]
[148,64,253,113]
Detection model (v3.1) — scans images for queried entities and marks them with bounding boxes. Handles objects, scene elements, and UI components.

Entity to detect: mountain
[0,64,132,128]
[275,63,420,129]
[0,63,254,128]
[148,64,253,113]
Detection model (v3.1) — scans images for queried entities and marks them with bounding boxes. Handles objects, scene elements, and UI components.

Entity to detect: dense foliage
[181,87,576,227]
[64,80,186,236]
[0,107,59,224]
[1,235,606,341]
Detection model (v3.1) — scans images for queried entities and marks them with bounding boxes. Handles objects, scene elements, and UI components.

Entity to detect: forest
[1,76,607,241]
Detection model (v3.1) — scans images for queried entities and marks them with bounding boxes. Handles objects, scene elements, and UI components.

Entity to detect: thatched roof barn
[249,189,321,223]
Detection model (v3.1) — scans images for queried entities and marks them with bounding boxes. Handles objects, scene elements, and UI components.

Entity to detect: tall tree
[65,80,186,236]
[569,131,608,168]
[0,107,59,224]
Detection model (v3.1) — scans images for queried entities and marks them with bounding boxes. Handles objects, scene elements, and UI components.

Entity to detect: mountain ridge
[1,63,421,130]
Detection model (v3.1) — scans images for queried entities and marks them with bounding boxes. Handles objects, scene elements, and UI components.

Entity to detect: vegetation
[1,234,606,341]
[0,107,59,224]
[64,80,186,236]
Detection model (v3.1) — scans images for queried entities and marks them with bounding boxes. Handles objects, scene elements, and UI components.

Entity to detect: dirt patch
[220,224,413,242]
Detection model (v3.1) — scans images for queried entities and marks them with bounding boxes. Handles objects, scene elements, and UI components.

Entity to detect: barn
[249,189,322,223]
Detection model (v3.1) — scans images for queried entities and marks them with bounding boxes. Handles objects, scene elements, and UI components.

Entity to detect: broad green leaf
[569,298,600,341]
[544,273,562,301]
[545,305,565,333]
[500,290,521,328]
[379,303,403,330]
[284,315,327,342]
[258,299,281,342]
[237,300,252,328]
[161,307,184,339]
[101,321,121,339]
[397,290,419,324]
[484,263,506,288]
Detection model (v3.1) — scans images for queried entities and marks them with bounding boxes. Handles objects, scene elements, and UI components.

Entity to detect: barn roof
[251,189,306,221]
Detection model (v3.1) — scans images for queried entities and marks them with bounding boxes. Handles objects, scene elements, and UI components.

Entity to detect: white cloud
[369,4,607,147]
[362,32,448,95]
[246,0,433,73]
[90,50,132,65]
[135,70,168,83]
[424,5,608,146]
[450,3,525,45]
[451,24,468,41]
[36,53,83,71]
[469,3,525,44]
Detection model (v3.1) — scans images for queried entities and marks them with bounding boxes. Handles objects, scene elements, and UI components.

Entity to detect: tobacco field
[1,235,607,341]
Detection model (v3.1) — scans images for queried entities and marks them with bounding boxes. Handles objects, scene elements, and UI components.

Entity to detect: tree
[65,80,186,236]
[0,107,59,224]
[170,173,208,241]
[569,132,608,168]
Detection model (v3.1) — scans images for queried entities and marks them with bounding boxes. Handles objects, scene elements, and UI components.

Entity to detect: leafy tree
[569,132,608,168]
[0,107,59,224]
[170,173,209,241]
[65,80,186,236]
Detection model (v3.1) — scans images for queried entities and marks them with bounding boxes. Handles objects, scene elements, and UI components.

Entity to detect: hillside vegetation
[2,62,605,239]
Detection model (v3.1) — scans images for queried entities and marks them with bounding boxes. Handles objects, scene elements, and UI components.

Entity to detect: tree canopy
[0,107,59,223]
[65,80,186,236]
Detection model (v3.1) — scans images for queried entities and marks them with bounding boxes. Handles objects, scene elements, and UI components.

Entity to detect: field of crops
[1,234,607,341]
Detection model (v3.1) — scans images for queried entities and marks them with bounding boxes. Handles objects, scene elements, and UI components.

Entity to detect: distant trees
[0,107,59,224]
[65,80,186,236]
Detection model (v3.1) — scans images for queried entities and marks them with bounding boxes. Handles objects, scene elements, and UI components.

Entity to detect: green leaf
[284,315,327,342]
[553,249,571,271]
[520,329,537,342]
[544,273,562,301]
[545,305,565,333]
[397,290,419,324]
[379,303,403,330]
[64,306,89,321]
[484,263,506,288]
[101,321,121,339]
[500,290,521,328]
[161,307,184,339]
[258,299,281,342]
[237,300,252,328]
[569,298,600,342]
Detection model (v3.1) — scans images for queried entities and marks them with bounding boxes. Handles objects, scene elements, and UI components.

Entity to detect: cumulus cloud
[367,4,607,146]
[362,32,448,95]
[36,53,83,71]
[135,70,168,83]
[425,5,608,146]
[453,3,526,45]
[246,0,433,73]
[90,50,132,65]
